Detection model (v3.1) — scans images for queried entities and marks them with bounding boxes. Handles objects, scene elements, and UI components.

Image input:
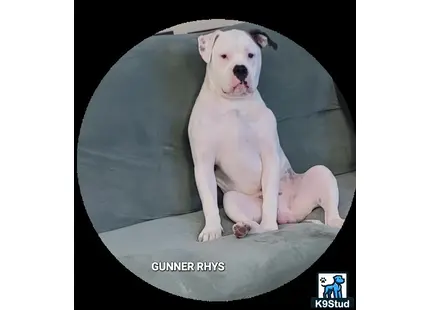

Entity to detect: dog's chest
[216,108,261,148]
[212,107,265,190]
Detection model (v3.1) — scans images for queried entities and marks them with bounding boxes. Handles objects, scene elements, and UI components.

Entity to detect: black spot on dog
[248,29,278,50]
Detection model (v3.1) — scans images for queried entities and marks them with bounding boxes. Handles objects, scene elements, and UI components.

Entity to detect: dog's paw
[233,222,251,239]
[198,224,223,242]
[327,218,345,229]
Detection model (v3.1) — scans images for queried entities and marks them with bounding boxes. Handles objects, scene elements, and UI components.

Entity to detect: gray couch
[77,22,356,301]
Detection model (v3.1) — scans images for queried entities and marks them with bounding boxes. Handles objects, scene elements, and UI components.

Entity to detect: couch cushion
[77,22,356,233]
[99,172,355,301]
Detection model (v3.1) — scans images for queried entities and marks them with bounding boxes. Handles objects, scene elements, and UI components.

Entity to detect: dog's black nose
[233,65,248,81]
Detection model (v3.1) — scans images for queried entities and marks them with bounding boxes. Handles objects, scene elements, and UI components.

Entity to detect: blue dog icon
[321,275,345,298]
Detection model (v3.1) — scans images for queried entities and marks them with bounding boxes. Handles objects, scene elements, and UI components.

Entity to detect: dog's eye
[220,54,227,59]
[248,53,254,58]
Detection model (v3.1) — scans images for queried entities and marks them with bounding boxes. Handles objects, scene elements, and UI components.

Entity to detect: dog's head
[333,275,345,284]
[198,28,277,98]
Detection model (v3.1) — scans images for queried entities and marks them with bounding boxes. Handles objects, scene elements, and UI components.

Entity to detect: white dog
[188,28,345,242]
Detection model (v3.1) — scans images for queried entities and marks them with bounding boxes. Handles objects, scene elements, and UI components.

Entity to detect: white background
[1,2,429,309]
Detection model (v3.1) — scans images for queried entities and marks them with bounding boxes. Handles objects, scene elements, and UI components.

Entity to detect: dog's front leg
[260,149,280,231]
[194,163,223,241]
[193,152,223,242]
[335,288,342,298]
[189,122,223,242]
[259,110,281,232]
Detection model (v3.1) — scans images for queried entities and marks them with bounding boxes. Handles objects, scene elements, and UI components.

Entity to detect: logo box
[311,272,355,309]
[318,273,347,298]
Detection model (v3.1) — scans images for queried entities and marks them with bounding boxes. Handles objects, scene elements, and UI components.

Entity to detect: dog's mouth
[222,81,252,96]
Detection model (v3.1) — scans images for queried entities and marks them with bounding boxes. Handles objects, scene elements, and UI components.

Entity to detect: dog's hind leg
[323,288,330,299]
[311,165,344,228]
[223,191,264,238]
[289,165,345,229]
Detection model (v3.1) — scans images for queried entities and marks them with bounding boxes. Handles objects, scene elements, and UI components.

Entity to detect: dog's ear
[198,30,222,63]
[248,29,278,50]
